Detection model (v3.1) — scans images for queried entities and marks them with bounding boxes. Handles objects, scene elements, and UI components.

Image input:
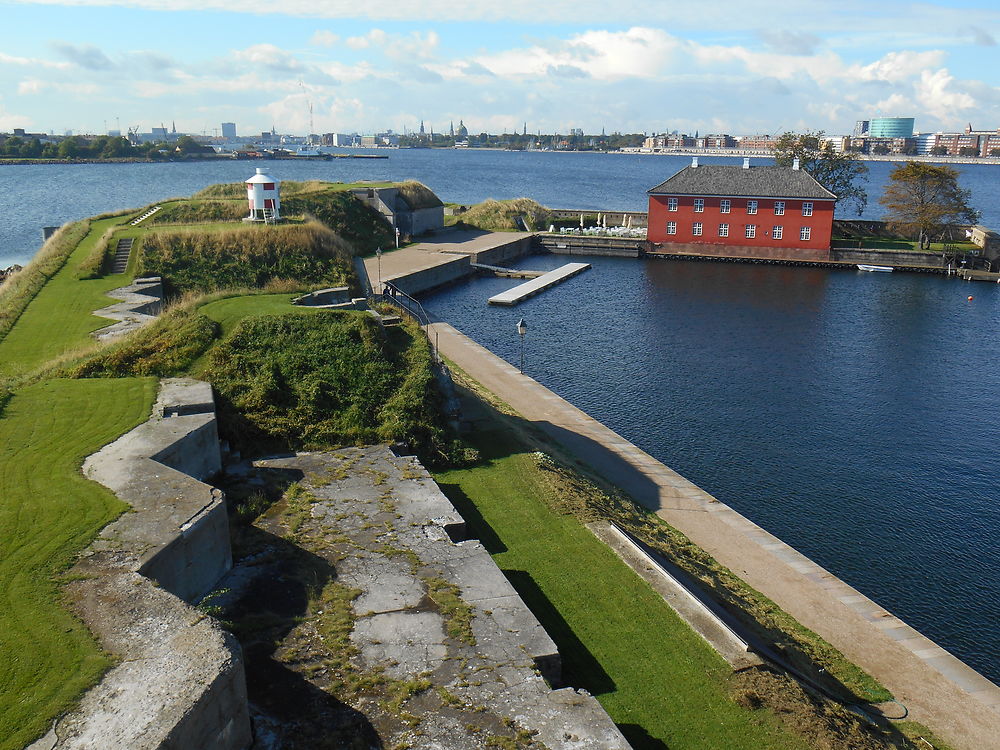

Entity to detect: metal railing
[369,283,440,362]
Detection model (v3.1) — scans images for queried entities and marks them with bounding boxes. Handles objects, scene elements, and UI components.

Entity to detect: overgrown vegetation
[282,189,394,255]
[456,198,552,232]
[62,306,221,378]
[203,312,449,462]
[0,219,91,344]
[147,199,247,225]
[396,180,444,210]
[75,226,117,279]
[138,221,353,294]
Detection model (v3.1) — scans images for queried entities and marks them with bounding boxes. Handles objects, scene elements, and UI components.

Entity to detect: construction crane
[298,81,314,138]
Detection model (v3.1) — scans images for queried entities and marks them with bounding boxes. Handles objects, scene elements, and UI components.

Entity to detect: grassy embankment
[0,377,156,750]
[448,197,552,231]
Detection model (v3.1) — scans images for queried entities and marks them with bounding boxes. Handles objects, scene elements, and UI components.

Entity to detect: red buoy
[968,296,974,301]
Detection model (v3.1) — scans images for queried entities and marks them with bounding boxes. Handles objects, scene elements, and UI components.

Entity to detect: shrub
[138,221,353,294]
[283,190,393,255]
[458,198,552,232]
[62,307,220,378]
[396,180,443,210]
[204,312,447,459]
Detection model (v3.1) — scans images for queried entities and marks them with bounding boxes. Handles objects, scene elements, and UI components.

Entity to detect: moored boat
[857,264,893,272]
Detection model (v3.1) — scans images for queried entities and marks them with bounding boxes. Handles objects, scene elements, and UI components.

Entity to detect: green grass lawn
[434,430,809,750]
[0,217,136,380]
[0,377,156,750]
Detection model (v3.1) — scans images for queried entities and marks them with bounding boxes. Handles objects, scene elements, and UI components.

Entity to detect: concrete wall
[292,286,352,306]
[387,254,472,296]
[405,206,445,236]
[30,378,251,750]
[651,242,832,262]
[830,248,945,266]
[470,235,534,265]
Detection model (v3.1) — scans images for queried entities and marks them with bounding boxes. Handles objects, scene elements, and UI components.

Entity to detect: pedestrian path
[427,320,1000,750]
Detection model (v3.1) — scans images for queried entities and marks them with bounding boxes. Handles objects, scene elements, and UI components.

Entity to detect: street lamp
[376,246,382,292]
[516,317,527,373]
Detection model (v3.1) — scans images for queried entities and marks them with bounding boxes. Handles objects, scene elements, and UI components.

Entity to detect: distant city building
[151,127,168,140]
[646,157,837,259]
[737,135,777,151]
[221,122,237,139]
[322,133,355,147]
[914,125,1000,156]
[867,117,915,138]
[853,120,870,137]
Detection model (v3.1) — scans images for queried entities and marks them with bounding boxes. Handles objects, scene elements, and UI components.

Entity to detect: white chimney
[743,157,750,169]
[793,157,800,170]
[691,156,699,168]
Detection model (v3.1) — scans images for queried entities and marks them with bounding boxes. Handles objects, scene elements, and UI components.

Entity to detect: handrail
[369,285,440,362]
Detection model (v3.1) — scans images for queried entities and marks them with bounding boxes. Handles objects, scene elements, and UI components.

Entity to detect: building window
[667,221,677,235]
[745,224,756,238]
[772,225,783,240]
[774,201,785,215]
[667,197,678,212]
[800,227,811,241]
[694,198,705,213]
[719,223,729,237]
[720,199,731,214]
[802,202,813,216]
[747,200,758,215]
[693,222,703,236]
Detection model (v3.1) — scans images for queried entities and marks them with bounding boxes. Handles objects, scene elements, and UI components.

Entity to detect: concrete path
[363,228,533,293]
[428,320,1000,750]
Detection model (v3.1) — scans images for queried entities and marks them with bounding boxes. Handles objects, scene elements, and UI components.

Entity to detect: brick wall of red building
[647,194,835,251]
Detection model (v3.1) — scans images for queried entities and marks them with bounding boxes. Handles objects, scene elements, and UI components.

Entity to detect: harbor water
[2,151,999,684]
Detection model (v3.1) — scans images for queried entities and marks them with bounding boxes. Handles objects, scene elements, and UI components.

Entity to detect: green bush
[458,198,552,232]
[138,221,353,294]
[204,312,446,458]
[283,190,394,255]
[0,220,91,344]
[62,307,220,378]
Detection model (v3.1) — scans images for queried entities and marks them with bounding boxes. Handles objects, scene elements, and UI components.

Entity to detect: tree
[174,135,200,154]
[959,146,978,157]
[991,148,1000,157]
[872,144,890,155]
[774,131,869,215]
[930,145,949,156]
[880,162,980,250]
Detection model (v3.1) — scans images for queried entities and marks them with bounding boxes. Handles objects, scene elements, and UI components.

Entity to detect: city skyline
[2,1,999,137]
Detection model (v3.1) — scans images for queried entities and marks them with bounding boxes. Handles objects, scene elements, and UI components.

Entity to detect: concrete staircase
[129,205,162,226]
[109,238,134,274]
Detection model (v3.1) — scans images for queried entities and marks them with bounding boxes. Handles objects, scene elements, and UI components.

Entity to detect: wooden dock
[470,263,544,279]
[488,262,591,306]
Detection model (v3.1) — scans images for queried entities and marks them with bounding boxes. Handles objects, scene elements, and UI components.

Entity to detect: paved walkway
[363,228,533,292]
[427,319,1000,750]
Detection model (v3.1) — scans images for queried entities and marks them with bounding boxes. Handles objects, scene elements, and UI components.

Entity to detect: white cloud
[231,43,303,72]
[310,30,340,47]
[849,50,946,83]
[0,51,71,69]
[915,68,976,120]
[17,79,100,96]
[49,41,114,70]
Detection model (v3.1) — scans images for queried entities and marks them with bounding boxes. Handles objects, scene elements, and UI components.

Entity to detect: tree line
[0,135,204,160]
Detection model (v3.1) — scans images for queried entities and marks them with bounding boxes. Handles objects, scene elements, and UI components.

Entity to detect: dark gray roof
[648,165,837,200]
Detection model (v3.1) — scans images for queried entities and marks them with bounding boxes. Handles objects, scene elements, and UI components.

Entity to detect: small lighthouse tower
[244,168,280,223]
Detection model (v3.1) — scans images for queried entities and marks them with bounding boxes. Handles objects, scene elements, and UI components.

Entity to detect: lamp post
[376,246,382,292]
[516,317,527,373]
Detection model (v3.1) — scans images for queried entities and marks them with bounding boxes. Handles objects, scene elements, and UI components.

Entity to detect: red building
[647,158,837,261]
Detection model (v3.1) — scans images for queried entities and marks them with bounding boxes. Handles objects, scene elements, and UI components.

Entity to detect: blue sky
[1,1,998,137]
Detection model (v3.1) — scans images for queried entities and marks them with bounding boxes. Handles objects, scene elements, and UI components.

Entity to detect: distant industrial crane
[298,80,314,137]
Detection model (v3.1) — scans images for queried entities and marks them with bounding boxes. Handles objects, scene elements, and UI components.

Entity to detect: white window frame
[719,223,729,237]
[774,201,785,216]
[772,225,783,240]
[747,200,758,215]
[720,199,731,214]
[666,221,677,235]
[800,226,811,241]
[802,202,813,217]
[667,197,678,212]
[692,222,703,236]
[693,198,705,213]
[745,224,756,238]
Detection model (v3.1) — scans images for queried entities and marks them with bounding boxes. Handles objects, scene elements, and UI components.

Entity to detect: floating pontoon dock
[487,262,591,306]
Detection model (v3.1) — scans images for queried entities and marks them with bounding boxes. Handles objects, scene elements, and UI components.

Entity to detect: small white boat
[857,264,893,272]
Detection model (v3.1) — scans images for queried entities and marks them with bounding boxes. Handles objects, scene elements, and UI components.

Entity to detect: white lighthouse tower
[244,168,280,223]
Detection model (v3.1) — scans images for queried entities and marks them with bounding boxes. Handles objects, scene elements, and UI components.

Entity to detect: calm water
[3,150,1000,267]
[421,255,1000,685]
[2,151,999,684]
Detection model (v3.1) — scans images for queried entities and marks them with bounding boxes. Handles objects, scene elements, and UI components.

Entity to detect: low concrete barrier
[30,378,251,750]
[92,276,164,341]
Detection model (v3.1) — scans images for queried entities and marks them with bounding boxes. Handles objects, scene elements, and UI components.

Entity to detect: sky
[1,1,998,138]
